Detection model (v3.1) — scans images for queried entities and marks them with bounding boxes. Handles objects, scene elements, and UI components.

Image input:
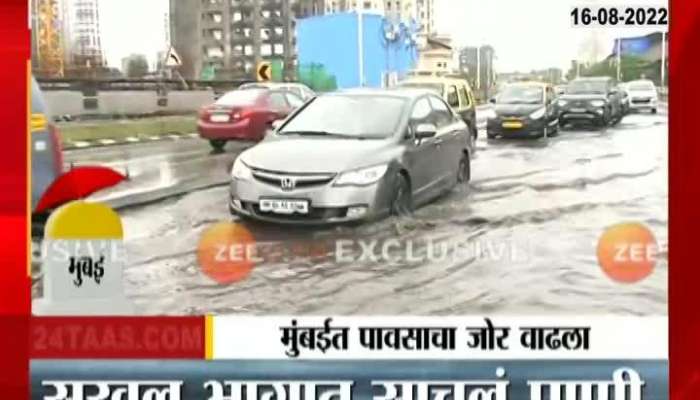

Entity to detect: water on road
[44,112,669,316]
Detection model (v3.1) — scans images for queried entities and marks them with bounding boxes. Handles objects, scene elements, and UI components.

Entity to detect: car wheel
[390,173,412,216]
[457,154,471,184]
[209,139,226,151]
[597,111,609,128]
[611,115,621,126]
[549,120,560,137]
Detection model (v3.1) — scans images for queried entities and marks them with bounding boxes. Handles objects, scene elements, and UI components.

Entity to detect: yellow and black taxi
[396,75,478,141]
[486,82,560,139]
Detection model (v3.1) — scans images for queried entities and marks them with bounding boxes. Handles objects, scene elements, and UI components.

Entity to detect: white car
[626,80,659,114]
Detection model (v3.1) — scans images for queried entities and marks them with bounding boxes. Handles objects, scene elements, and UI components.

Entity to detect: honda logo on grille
[280,177,296,191]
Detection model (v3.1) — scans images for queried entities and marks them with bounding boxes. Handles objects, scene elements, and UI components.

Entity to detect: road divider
[59,115,198,150]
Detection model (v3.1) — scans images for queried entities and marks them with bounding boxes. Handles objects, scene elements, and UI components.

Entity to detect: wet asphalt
[47,108,668,316]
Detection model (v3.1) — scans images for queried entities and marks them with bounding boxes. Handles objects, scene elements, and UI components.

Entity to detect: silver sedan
[229,89,474,224]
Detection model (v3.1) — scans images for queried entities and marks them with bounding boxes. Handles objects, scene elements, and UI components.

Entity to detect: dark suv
[558,77,625,128]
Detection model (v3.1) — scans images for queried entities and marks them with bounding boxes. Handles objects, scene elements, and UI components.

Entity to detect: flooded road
[45,111,669,316]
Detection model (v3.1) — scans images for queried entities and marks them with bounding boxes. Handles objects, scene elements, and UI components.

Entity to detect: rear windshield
[216,89,264,106]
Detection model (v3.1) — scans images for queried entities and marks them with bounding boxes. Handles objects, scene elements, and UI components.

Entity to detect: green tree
[567,56,658,83]
[126,55,149,78]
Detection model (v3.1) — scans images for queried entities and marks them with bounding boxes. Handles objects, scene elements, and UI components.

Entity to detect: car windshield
[496,86,543,104]
[216,89,264,106]
[279,95,407,139]
[567,80,608,94]
[628,82,656,91]
[397,82,444,95]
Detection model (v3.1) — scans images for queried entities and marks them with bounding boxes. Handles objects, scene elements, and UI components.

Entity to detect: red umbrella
[34,166,127,214]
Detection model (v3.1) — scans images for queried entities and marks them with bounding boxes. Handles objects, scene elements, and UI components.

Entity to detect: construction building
[31,0,66,77]
[321,0,434,36]
[171,0,300,81]
[170,0,434,81]
[66,0,105,70]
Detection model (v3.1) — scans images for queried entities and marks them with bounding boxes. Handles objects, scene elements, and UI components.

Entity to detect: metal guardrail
[36,78,255,92]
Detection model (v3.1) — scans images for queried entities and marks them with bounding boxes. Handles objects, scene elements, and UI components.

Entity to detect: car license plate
[570,108,587,113]
[211,114,230,123]
[502,121,523,129]
[259,199,309,214]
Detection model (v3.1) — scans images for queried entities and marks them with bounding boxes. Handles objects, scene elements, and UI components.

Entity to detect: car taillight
[231,107,253,120]
[48,124,64,175]
[199,107,211,120]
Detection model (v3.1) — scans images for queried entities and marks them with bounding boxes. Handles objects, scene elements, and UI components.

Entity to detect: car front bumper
[560,106,606,123]
[629,98,658,110]
[486,117,547,138]
[229,176,393,225]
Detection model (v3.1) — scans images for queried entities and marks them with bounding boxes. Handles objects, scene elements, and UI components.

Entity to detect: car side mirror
[489,98,497,104]
[415,123,437,140]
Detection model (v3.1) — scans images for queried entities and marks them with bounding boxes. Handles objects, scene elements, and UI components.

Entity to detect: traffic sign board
[257,61,271,82]
[165,46,182,67]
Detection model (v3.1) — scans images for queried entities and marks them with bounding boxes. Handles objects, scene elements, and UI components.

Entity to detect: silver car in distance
[228,89,474,224]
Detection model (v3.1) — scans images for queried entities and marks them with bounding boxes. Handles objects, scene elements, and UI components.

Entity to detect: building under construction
[171,0,307,81]
[31,0,65,78]
[66,0,105,70]
[32,0,105,78]
[169,0,436,81]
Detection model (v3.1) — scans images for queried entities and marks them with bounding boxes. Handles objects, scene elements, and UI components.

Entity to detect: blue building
[296,12,418,89]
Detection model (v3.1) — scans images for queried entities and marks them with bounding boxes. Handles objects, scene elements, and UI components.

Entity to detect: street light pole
[661,31,667,88]
[476,45,481,91]
[616,37,622,81]
[357,10,364,87]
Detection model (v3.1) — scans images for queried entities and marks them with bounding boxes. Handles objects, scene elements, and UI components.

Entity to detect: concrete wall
[43,90,215,117]
[98,91,159,115]
[43,91,85,117]
[167,91,215,113]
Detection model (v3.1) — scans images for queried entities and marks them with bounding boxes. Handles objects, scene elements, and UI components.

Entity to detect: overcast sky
[99,0,169,69]
[433,0,668,72]
[97,0,667,72]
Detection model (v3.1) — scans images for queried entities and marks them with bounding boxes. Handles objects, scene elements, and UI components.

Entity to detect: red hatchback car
[198,88,305,150]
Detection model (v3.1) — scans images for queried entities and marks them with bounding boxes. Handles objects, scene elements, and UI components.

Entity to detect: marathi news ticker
[34,317,667,400]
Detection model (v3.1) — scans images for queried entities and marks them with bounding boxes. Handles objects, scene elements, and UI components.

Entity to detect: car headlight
[557,100,568,107]
[590,100,606,107]
[231,158,252,181]
[529,107,546,119]
[334,164,389,186]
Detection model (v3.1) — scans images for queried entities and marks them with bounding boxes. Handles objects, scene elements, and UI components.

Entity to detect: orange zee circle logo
[596,222,657,283]
[197,222,257,284]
